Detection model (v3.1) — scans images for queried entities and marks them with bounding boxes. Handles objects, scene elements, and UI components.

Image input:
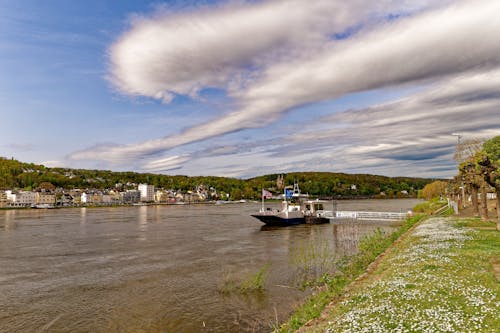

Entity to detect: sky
[1,0,499,179]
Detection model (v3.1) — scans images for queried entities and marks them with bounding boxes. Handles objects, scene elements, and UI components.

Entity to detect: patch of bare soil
[456,199,497,219]
[492,258,500,282]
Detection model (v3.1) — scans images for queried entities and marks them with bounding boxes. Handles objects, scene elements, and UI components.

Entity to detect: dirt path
[492,259,500,281]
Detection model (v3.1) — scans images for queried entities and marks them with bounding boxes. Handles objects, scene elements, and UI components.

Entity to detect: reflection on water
[0,199,419,332]
[80,207,87,224]
[2,210,17,231]
[138,206,148,241]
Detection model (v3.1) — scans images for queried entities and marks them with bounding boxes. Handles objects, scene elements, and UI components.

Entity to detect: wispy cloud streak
[69,0,500,178]
[143,69,500,177]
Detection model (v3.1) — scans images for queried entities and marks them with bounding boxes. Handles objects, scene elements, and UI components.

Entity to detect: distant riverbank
[0,200,245,211]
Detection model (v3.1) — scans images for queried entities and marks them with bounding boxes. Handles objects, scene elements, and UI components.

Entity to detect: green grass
[455,217,497,229]
[276,214,426,332]
[218,263,269,295]
[307,217,500,332]
[289,237,338,288]
[239,263,269,293]
[412,197,448,214]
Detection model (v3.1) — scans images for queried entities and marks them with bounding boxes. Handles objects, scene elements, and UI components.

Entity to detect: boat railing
[323,210,408,221]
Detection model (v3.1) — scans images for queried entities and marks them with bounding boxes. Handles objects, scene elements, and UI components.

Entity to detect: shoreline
[0,196,421,211]
[0,200,236,211]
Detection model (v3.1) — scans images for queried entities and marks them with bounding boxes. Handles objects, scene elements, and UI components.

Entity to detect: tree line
[0,157,435,200]
[424,136,499,230]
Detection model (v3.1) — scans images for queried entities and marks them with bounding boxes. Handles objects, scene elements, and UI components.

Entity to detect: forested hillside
[0,157,435,199]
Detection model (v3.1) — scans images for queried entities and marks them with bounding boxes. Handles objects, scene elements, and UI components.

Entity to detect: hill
[0,157,435,199]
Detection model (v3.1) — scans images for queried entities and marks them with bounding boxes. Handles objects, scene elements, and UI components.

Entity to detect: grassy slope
[277,215,427,332]
[303,217,500,332]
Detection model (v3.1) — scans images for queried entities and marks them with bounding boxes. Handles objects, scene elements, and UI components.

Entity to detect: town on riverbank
[0,157,434,209]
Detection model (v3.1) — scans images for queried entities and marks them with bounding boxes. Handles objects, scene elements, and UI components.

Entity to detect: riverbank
[276,214,426,332]
[0,200,244,211]
[287,216,499,332]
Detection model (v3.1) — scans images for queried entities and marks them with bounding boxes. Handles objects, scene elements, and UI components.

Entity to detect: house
[121,190,141,203]
[68,190,82,205]
[35,191,56,205]
[107,190,123,204]
[101,194,112,204]
[93,192,104,204]
[175,192,184,202]
[81,192,90,204]
[58,193,74,206]
[155,190,169,203]
[0,191,8,208]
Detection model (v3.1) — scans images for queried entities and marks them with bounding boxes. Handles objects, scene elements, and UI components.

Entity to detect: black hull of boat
[304,216,330,224]
[251,214,304,226]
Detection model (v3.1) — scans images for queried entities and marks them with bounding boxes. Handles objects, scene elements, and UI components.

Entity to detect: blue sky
[1,0,499,178]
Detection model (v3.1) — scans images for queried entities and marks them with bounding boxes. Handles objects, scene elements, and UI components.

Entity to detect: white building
[81,192,90,204]
[6,190,36,206]
[138,184,155,202]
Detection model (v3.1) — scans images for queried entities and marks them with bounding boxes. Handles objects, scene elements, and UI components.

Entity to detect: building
[108,190,123,204]
[101,194,112,204]
[92,192,103,204]
[81,192,90,204]
[69,190,82,205]
[6,190,36,206]
[58,193,74,206]
[81,192,103,205]
[122,190,141,203]
[138,184,155,202]
[0,191,8,208]
[155,190,169,203]
[35,191,56,205]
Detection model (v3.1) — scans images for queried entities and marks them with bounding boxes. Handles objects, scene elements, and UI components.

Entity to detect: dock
[323,210,408,221]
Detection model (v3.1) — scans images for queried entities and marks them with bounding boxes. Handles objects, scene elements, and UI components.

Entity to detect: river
[0,199,419,332]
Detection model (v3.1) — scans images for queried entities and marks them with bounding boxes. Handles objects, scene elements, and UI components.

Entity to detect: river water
[0,199,419,333]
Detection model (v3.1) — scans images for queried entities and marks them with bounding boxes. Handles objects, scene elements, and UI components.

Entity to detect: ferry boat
[251,199,305,226]
[251,184,333,226]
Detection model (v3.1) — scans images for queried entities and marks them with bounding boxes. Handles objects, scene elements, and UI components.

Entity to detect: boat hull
[251,214,304,226]
[304,216,329,224]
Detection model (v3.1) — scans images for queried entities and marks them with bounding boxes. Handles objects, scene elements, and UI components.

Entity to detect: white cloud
[38,160,65,168]
[147,68,500,178]
[109,0,424,102]
[70,0,500,178]
[141,154,191,172]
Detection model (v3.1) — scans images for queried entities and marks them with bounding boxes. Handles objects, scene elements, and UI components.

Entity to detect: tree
[457,138,487,218]
[459,161,480,217]
[38,182,56,191]
[421,180,448,200]
[476,136,500,230]
[454,138,483,163]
